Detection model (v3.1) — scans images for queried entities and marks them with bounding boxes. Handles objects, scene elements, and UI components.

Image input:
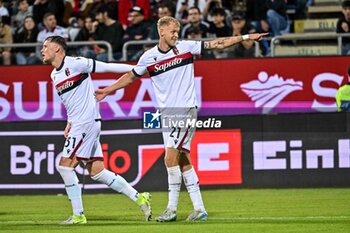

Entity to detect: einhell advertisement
[0,56,349,121]
[240,112,350,188]
[1,113,350,194]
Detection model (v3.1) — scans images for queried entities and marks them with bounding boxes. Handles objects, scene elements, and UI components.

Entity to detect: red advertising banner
[0,56,348,121]
[191,130,242,185]
[0,124,241,192]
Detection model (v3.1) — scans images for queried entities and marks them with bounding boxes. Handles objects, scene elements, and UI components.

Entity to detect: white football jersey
[37,26,69,43]
[51,56,100,125]
[132,40,203,108]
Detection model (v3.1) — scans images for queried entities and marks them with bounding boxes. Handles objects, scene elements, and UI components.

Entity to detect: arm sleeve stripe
[92,59,96,73]
[132,69,142,77]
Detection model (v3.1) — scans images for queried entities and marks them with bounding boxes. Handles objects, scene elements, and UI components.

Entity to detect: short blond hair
[157,16,180,31]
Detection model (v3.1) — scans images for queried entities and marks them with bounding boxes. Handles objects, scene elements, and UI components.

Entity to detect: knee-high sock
[183,167,205,211]
[58,166,84,216]
[167,166,182,211]
[91,169,139,202]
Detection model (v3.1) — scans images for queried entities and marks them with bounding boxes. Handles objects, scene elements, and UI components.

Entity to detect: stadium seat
[274,45,338,56]
[294,18,338,33]
[308,0,342,14]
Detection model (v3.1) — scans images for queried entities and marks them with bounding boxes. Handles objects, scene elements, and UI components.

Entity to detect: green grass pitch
[0,188,349,233]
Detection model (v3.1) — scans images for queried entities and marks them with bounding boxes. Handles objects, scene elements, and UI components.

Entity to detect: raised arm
[95,71,137,101]
[203,32,269,50]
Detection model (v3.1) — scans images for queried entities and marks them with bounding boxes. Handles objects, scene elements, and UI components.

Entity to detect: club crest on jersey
[65,68,70,76]
[172,47,179,55]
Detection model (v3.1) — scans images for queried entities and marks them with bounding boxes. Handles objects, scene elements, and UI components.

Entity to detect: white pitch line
[210,216,350,221]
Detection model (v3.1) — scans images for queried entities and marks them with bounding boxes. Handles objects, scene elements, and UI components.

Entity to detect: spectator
[14,15,39,64]
[148,4,173,40]
[149,0,176,18]
[226,11,256,59]
[266,0,289,36]
[93,4,124,62]
[175,0,206,25]
[208,7,232,38]
[246,0,270,55]
[186,26,215,60]
[63,0,94,27]
[124,6,149,41]
[0,17,13,65]
[37,12,68,43]
[181,6,209,39]
[246,0,269,34]
[32,0,65,29]
[202,0,230,23]
[337,0,350,55]
[36,12,68,60]
[123,6,149,60]
[13,0,33,33]
[0,0,10,24]
[0,0,9,17]
[91,0,119,22]
[74,15,96,58]
[118,0,150,28]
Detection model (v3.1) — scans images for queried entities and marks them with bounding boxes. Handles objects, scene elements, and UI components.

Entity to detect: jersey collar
[56,56,66,71]
[157,45,173,54]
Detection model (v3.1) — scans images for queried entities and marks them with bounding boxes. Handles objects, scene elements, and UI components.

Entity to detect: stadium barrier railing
[0,40,114,62]
[120,39,262,61]
[2,33,350,64]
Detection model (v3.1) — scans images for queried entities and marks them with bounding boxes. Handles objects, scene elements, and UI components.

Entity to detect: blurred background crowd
[0,0,348,65]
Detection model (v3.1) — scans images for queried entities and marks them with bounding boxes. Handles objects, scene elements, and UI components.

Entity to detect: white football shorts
[62,120,103,162]
[161,107,197,153]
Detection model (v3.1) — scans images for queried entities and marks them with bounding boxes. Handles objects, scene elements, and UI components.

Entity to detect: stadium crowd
[0,0,335,65]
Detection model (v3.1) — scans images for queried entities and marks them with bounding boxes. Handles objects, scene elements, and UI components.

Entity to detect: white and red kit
[52,56,133,161]
[132,40,204,151]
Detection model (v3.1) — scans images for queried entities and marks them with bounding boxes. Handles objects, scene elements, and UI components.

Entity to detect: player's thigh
[59,156,80,168]
[86,160,105,177]
[76,121,103,160]
[162,108,197,149]
[61,121,103,161]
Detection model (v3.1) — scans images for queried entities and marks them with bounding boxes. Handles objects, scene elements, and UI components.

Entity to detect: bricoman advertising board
[0,56,349,121]
[0,120,242,194]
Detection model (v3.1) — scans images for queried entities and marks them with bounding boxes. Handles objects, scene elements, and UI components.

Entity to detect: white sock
[183,167,205,212]
[167,165,182,211]
[58,166,84,216]
[91,169,139,202]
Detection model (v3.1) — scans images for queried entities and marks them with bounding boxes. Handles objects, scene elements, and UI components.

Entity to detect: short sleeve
[132,53,148,77]
[74,57,96,73]
[181,40,204,55]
